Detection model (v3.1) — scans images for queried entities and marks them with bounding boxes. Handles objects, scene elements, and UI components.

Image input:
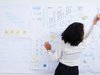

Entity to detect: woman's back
[59,40,85,66]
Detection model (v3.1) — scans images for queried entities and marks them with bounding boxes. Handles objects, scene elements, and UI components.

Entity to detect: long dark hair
[61,22,84,46]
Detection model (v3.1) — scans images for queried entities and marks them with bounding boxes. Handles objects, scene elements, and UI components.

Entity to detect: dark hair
[61,22,84,46]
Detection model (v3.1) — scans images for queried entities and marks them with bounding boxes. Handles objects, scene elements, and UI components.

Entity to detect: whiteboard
[0,2,100,74]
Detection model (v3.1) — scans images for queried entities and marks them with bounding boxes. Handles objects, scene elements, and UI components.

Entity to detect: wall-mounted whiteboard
[0,2,100,74]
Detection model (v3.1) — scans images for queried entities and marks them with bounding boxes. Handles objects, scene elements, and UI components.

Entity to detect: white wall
[0,0,100,75]
[0,73,100,75]
[0,0,100,6]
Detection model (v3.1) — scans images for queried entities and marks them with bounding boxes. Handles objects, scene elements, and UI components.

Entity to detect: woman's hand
[93,14,100,25]
[44,42,51,51]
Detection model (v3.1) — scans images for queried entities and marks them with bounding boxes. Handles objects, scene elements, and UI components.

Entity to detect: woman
[44,14,100,75]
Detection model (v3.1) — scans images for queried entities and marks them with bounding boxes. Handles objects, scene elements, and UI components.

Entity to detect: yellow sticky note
[32,56,37,62]
[5,30,11,35]
[5,30,9,34]
[50,35,56,41]
[10,30,14,34]
[22,30,27,34]
[16,30,20,34]
[82,16,88,20]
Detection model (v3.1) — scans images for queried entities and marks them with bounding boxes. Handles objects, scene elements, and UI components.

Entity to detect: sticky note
[82,16,88,20]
